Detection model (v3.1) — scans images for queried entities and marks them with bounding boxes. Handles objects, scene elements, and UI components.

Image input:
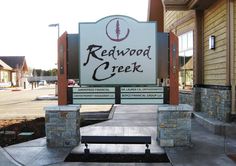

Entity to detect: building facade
[0,59,12,87]
[149,0,235,122]
[0,56,28,87]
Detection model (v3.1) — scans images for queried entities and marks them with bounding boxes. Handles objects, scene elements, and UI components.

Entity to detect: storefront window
[179,31,193,90]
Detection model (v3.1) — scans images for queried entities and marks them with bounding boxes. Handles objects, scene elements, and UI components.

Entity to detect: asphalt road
[0,85,112,119]
[0,85,57,119]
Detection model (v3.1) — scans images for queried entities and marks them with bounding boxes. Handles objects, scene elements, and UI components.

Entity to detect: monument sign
[72,15,164,104]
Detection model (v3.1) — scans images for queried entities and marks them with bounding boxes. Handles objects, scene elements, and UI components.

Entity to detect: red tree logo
[106,18,130,42]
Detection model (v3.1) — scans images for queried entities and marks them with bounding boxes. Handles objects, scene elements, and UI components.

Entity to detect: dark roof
[0,59,12,70]
[0,56,26,69]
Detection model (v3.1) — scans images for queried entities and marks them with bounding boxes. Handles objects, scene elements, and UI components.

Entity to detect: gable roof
[0,56,28,71]
[0,59,12,70]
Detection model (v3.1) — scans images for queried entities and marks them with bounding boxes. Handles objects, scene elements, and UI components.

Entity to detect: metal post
[48,23,60,38]
[48,23,60,99]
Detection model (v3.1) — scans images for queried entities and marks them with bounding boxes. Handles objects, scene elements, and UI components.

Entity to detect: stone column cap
[158,104,193,111]
[44,105,80,111]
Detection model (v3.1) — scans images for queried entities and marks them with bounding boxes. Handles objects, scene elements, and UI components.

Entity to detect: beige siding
[164,11,176,31]
[203,0,227,85]
[164,10,195,33]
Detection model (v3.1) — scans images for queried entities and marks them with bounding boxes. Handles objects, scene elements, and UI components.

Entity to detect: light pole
[48,23,60,38]
[48,23,60,96]
[48,23,60,65]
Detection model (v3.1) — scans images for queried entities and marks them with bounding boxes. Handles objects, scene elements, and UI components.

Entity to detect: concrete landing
[4,138,72,166]
[72,126,163,155]
[70,105,165,158]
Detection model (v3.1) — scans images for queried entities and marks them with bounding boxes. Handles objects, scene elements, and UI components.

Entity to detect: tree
[32,68,57,76]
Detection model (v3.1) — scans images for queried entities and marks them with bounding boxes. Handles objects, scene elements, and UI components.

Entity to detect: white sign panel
[121,93,163,98]
[79,15,157,85]
[73,93,115,99]
[72,87,115,104]
[73,87,115,93]
[120,86,164,104]
[121,87,163,93]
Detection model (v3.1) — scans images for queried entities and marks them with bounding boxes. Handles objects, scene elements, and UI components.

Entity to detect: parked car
[39,80,47,86]
[68,79,75,86]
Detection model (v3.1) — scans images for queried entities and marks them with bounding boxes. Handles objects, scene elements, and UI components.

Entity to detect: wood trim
[176,26,194,36]
[165,11,195,32]
[148,0,164,32]
[194,10,204,85]
[57,32,68,105]
[226,0,231,86]
[228,0,236,114]
[229,0,234,83]
[169,32,179,105]
[187,0,198,9]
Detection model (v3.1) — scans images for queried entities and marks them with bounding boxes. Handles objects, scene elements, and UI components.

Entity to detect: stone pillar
[157,104,192,147]
[44,105,80,147]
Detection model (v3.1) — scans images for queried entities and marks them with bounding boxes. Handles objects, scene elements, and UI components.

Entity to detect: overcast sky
[0,0,148,70]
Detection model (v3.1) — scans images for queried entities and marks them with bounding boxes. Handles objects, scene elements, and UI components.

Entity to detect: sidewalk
[1,105,236,165]
[0,147,20,166]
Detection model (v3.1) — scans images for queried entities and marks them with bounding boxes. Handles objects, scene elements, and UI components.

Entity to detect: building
[0,59,13,87]
[0,56,28,87]
[149,0,235,122]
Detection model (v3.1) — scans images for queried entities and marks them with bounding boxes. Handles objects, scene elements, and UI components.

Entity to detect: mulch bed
[0,118,45,147]
[0,118,106,147]
[228,154,236,163]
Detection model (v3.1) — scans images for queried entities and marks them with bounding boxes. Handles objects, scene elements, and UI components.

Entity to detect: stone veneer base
[44,105,80,147]
[157,104,192,147]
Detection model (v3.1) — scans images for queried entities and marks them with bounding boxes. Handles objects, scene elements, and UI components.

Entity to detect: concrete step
[80,111,110,121]
[80,106,116,121]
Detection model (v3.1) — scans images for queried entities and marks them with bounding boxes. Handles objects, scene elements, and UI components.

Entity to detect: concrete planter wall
[194,87,231,122]
[44,105,80,147]
[179,86,231,122]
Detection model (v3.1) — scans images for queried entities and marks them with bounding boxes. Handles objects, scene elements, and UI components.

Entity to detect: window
[0,70,10,83]
[178,31,193,90]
